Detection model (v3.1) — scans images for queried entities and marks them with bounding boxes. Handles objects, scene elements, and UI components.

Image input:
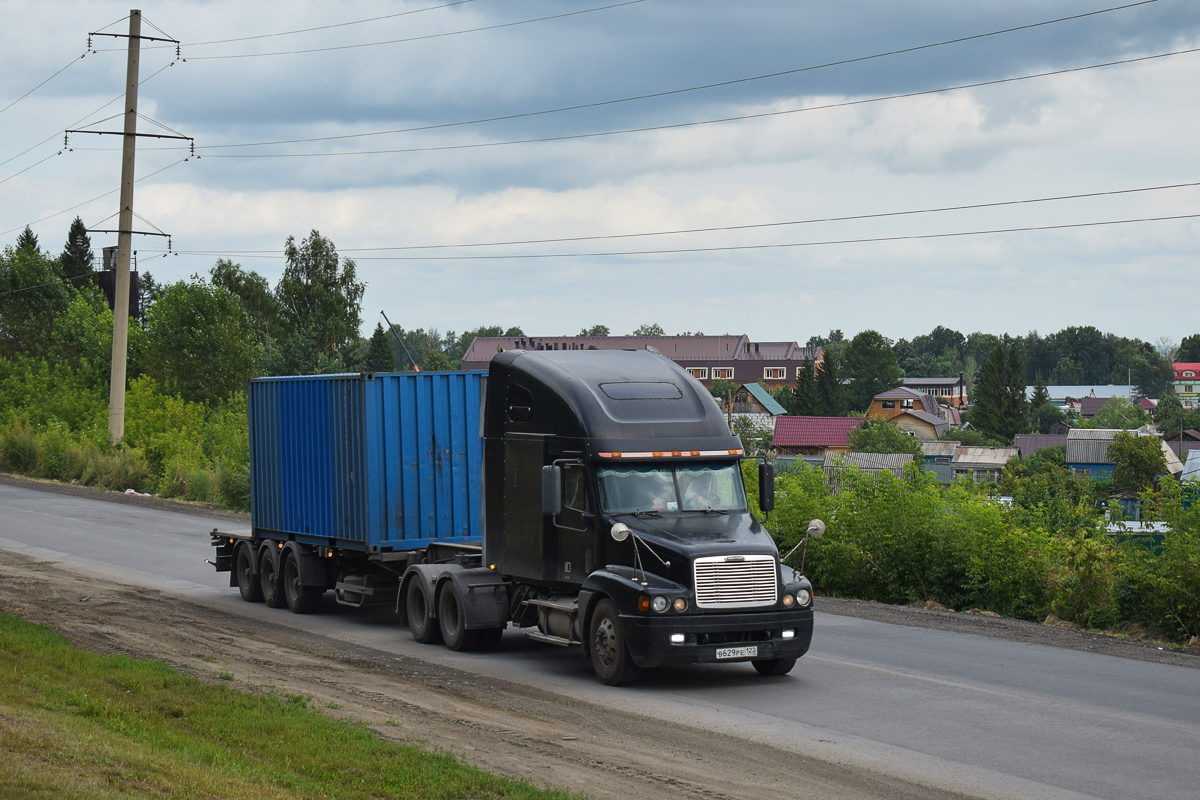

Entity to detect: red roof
[773,416,864,448]
[1173,363,1200,380]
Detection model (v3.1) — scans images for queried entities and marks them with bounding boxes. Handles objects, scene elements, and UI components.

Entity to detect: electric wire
[144,0,1161,153]
[0,53,88,117]
[0,158,190,238]
[154,212,1200,262]
[195,45,1200,159]
[181,0,645,60]
[165,180,1200,255]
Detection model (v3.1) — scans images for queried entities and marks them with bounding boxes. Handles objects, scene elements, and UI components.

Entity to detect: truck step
[527,631,581,648]
[525,597,579,614]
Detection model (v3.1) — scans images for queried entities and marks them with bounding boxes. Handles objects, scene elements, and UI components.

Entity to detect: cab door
[555,463,595,584]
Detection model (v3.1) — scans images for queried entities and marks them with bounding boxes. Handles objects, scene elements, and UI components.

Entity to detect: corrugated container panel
[249,372,484,551]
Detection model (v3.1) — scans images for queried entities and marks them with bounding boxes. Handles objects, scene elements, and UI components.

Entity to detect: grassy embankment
[0,612,576,800]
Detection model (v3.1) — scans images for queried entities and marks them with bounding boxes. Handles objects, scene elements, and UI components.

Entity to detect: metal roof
[1024,385,1131,401]
[1013,433,1069,457]
[823,451,913,475]
[742,382,787,415]
[902,377,963,386]
[773,415,864,448]
[952,447,1018,469]
[921,441,960,457]
[1183,450,1200,481]
[874,386,924,400]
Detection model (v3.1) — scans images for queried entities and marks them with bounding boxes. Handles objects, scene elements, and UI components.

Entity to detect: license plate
[716,645,758,660]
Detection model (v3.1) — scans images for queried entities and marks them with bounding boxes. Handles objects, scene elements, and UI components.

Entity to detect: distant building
[951,447,1018,483]
[823,451,913,489]
[1172,363,1200,409]
[866,387,957,440]
[921,440,959,484]
[728,383,787,431]
[773,416,864,456]
[1025,385,1130,411]
[902,376,968,408]
[460,334,822,387]
[1065,428,1182,479]
[1013,433,1069,458]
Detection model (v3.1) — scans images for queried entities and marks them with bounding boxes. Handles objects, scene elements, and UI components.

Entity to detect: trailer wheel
[438,584,480,651]
[235,544,262,603]
[406,580,443,644]
[751,657,797,676]
[259,547,286,609]
[588,599,640,686]
[282,552,323,614]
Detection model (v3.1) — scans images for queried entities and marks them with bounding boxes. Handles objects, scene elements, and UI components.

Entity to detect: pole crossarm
[89,31,178,44]
[86,229,171,238]
[64,128,192,141]
[65,129,193,141]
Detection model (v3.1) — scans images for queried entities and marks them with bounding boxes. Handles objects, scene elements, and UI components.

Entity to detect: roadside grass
[0,613,577,800]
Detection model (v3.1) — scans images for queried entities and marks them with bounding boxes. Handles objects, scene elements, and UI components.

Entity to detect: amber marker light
[638,596,651,612]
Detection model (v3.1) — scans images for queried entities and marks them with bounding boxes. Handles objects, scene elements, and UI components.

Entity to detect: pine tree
[15,225,38,251]
[363,322,396,372]
[971,344,1029,442]
[793,359,818,415]
[60,217,94,288]
[816,355,845,416]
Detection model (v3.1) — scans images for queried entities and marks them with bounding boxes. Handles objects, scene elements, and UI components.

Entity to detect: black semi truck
[210,348,823,685]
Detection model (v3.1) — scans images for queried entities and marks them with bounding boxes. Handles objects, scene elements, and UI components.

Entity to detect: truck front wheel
[282,553,323,614]
[752,657,797,676]
[406,580,443,644]
[589,600,640,686]
[438,584,480,651]
[259,547,286,609]
[236,544,262,603]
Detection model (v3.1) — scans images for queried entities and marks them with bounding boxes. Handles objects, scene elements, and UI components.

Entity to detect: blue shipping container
[248,371,486,552]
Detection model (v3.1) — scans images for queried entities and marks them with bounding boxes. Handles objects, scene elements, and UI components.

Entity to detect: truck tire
[236,544,262,603]
[259,547,286,609]
[588,599,640,686]
[406,580,443,644]
[438,584,480,651]
[751,657,797,676]
[282,552,323,614]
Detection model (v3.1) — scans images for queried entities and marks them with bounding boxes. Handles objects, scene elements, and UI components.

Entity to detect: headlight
[672,597,688,612]
[782,593,795,607]
[796,588,812,606]
[651,595,669,613]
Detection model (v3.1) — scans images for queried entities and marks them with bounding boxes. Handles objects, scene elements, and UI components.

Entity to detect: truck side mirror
[541,465,562,516]
[758,461,775,513]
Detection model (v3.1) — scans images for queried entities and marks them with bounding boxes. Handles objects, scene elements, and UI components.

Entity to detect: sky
[2,0,1199,346]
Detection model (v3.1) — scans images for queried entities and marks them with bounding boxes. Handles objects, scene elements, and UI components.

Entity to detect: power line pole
[108,9,141,444]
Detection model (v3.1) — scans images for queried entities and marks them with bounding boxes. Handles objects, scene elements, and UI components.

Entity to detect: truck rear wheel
[236,544,262,603]
[589,599,640,686]
[406,580,443,644]
[259,547,286,609]
[751,657,797,676]
[282,552,323,614]
[438,584,480,651]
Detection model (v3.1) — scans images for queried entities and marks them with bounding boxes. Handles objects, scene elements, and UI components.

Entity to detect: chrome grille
[693,555,778,608]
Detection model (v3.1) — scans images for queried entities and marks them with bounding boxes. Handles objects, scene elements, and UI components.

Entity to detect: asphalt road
[2,480,1198,800]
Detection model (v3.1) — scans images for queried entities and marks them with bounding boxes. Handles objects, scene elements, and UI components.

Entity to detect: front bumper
[621,606,814,669]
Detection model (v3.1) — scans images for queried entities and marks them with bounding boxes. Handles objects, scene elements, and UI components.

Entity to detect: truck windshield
[596,461,748,514]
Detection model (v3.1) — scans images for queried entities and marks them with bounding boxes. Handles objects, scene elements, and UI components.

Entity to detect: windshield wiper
[613,509,662,518]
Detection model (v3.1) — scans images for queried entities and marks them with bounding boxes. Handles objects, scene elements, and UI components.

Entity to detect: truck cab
[475,349,815,684]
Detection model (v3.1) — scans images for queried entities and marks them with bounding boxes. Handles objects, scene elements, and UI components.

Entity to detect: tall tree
[362,322,395,372]
[211,259,282,342]
[0,244,70,358]
[971,343,1029,442]
[1178,334,1200,363]
[631,323,665,336]
[1108,431,1166,493]
[781,359,818,415]
[578,324,609,337]
[842,329,902,412]
[60,217,94,288]
[1029,373,1066,434]
[142,279,260,406]
[276,231,364,363]
[1130,349,1174,400]
[815,355,845,416]
[15,226,38,252]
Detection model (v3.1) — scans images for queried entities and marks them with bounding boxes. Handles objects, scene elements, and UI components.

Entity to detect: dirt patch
[0,549,973,800]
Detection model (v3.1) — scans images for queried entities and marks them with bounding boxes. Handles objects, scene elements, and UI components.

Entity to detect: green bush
[0,417,37,473]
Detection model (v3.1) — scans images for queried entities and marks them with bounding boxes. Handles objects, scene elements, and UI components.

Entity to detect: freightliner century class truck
[209,349,824,685]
